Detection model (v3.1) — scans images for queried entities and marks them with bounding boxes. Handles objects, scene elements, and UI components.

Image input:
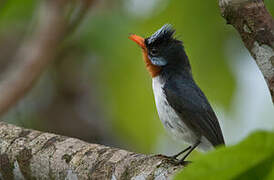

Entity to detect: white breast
[152,76,213,151]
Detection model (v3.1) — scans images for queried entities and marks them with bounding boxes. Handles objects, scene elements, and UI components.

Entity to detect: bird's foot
[167,146,192,160]
[155,154,179,164]
[155,154,174,159]
[172,159,192,166]
[155,154,180,161]
[155,154,192,166]
[168,154,180,160]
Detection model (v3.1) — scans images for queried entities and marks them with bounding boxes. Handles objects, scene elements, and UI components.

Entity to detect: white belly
[152,76,213,151]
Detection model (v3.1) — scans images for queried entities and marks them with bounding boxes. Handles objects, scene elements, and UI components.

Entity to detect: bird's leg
[176,141,200,165]
[169,146,191,159]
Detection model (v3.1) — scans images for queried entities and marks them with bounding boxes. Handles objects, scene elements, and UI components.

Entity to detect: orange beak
[129,34,145,49]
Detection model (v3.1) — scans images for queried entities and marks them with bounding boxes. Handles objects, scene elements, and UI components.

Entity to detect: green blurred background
[0,0,273,157]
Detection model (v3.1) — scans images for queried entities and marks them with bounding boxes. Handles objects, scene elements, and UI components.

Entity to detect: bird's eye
[150,48,158,56]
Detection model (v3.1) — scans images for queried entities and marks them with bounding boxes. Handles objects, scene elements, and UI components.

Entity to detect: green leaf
[174,131,274,180]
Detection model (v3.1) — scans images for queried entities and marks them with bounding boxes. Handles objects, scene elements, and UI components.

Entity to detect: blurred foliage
[174,131,274,180]
[0,0,273,153]
[0,0,37,29]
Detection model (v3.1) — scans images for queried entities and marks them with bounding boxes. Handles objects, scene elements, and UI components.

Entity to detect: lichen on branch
[0,122,180,179]
[219,0,274,103]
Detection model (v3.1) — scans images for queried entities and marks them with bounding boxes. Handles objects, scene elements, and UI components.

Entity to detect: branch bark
[0,122,181,179]
[219,0,274,103]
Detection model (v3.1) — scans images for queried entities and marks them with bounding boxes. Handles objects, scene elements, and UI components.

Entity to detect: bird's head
[129,24,189,77]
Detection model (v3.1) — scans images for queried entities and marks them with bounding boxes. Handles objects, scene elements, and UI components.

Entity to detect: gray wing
[164,78,225,146]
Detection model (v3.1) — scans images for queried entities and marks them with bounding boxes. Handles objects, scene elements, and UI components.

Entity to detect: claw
[173,160,192,166]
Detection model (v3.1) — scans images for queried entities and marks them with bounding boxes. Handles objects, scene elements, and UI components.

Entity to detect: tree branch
[0,0,66,116]
[0,122,181,179]
[0,0,94,116]
[219,0,274,103]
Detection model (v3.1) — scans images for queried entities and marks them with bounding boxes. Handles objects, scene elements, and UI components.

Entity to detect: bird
[129,24,225,164]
